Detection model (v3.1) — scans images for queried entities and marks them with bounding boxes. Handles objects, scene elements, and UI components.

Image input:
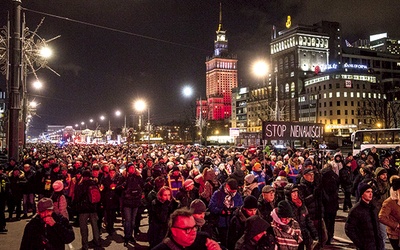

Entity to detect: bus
[351,128,400,155]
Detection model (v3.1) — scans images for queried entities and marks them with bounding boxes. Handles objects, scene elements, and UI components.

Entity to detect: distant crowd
[0,143,400,250]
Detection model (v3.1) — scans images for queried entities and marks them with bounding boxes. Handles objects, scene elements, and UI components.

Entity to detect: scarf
[243,182,258,197]
[223,186,236,209]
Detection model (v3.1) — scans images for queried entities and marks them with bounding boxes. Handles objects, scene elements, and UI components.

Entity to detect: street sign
[229,128,240,137]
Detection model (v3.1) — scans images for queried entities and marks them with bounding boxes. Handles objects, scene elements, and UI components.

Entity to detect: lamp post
[182,85,203,145]
[252,60,268,159]
[134,100,150,145]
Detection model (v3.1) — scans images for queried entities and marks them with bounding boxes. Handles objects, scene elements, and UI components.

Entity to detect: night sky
[1,0,400,136]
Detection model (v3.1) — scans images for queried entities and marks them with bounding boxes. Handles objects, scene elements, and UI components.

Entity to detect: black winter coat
[257,195,274,223]
[35,166,52,196]
[286,199,318,247]
[73,178,97,214]
[20,212,75,250]
[320,167,340,213]
[298,178,324,221]
[22,169,36,194]
[339,165,353,192]
[121,174,144,208]
[228,207,254,250]
[175,186,199,208]
[101,174,123,209]
[345,200,383,250]
[9,171,27,197]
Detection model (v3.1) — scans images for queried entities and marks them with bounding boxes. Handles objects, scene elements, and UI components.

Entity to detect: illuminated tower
[205,3,238,120]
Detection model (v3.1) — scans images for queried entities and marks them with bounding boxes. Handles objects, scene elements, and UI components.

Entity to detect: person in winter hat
[271,200,303,250]
[346,183,384,250]
[235,215,275,250]
[227,195,259,250]
[243,174,260,198]
[284,183,318,249]
[51,180,69,219]
[208,178,243,247]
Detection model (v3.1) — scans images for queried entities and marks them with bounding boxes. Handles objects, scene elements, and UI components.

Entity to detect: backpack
[88,184,101,204]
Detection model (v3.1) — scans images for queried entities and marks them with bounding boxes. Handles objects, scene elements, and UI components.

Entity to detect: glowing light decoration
[286,16,292,29]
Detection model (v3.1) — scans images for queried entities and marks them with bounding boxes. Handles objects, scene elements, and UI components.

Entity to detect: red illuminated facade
[203,4,238,121]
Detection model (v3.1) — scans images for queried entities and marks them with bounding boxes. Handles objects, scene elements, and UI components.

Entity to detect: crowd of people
[0,143,399,250]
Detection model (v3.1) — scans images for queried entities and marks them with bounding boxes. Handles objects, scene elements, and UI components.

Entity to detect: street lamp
[182,85,204,145]
[252,60,268,78]
[32,80,43,90]
[134,99,150,145]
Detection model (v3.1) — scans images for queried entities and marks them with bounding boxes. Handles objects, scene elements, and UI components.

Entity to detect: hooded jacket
[284,183,318,247]
[379,189,400,239]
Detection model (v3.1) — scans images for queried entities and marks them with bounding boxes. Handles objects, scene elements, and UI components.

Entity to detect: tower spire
[217,2,223,32]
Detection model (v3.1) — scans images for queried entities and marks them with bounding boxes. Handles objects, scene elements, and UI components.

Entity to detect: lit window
[324,93,327,98]
[344,92,347,97]
[357,92,360,98]
[336,92,340,98]
[329,92,333,98]
[350,92,354,97]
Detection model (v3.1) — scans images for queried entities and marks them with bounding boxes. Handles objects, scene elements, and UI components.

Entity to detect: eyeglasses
[172,225,199,234]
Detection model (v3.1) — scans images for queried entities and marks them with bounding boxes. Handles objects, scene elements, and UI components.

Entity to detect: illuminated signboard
[345,80,352,88]
[321,64,338,71]
[343,63,368,69]
[262,121,324,140]
[321,63,367,71]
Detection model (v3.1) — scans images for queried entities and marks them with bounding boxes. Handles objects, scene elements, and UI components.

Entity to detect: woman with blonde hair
[148,186,179,248]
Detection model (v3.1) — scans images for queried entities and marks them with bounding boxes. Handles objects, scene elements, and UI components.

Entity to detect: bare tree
[357,98,400,128]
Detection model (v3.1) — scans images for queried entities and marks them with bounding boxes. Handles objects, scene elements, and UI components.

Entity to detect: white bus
[351,128,400,155]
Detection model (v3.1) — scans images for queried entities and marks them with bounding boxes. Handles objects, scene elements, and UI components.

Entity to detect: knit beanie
[243,195,258,209]
[244,215,270,241]
[277,200,293,218]
[358,182,372,196]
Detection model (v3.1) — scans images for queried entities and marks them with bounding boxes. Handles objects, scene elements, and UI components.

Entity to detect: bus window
[378,132,393,144]
[363,132,376,144]
[395,131,400,144]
